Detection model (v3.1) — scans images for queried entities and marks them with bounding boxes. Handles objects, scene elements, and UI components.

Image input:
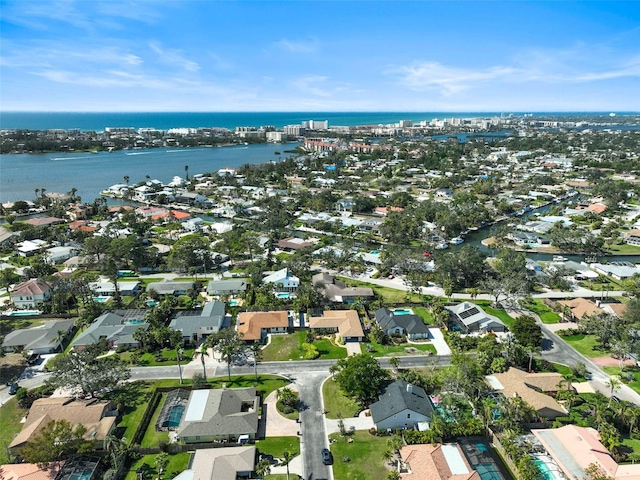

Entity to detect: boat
[449,236,464,245]
[435,242,449,250]
[552,255,568,262]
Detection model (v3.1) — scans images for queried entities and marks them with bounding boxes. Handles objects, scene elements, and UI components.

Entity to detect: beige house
[398,443,480,480]
[558,298,604,322]
[485,368,568,419]
[308,310,365,342]
[9,397,117,454]
[173,446,255,480]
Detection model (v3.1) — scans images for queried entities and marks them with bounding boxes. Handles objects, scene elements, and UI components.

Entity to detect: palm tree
[123,175,130,186]
[281,450,295,480]
[255,458,271,478]
[605,376,622,407]
[248,343,262,382]
[196,341,210,380]
[382,449,395,467]
[389,356,400,372]
[184,165,189,180]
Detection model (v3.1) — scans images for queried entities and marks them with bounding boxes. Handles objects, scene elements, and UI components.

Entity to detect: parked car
[321,448,333,465]
[9,383,20,395]
[26,353,40,365]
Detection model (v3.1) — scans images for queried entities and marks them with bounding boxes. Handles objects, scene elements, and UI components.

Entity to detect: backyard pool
[392,308,414,315]
[533,455,564,480]
[9,310,41,316]
[92,296,110,303]
[276,292,292,299]
[229,300,240,306]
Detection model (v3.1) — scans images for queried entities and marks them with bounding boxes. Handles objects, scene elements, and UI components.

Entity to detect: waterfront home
[369,380,435,431]
[16,239,47,257]
[625,229,640,246]
[557,298,603,322]
[175,388,259,444]
[10,278,52,309]
[307,309,365,342]
[24,216,64,227]
[590,262,640,280]
[236,311,290,342]
[2,319,73,354]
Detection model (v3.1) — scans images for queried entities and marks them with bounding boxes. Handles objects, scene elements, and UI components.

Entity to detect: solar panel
[459,307,480,319]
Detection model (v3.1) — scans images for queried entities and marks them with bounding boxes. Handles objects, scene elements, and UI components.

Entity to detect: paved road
[298,373,333,480]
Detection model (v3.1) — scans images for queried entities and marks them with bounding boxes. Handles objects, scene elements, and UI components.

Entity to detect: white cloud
[274,38,319,54]
[149,42,200,72]
[289,75,332,97]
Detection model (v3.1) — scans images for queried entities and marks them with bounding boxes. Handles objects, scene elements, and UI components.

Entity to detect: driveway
[262,386,300,437]
[325,409,374,434]
[428,328,451,355]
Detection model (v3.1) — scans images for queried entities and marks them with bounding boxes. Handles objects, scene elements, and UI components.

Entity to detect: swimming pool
[392,308,414,315]
[92,296,110,303]
[276,292,291,299]
[229,300,240,306]
[533,456,563,480]
[474,464,503,480]
[165,404,185,428]
[9,310,40,316]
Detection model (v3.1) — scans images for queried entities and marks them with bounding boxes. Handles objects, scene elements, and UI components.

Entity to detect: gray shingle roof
[2,319,74,352]
[374,308,430,335]
[369,380,434,424]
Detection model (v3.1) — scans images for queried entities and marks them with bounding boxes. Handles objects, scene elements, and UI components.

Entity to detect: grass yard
[523,299,561,324]
[367,341,436,357]
[322,377,360,419]
[0,353,27,384]
[329,431,391,480]
[412,306,435,324]
[124,452,190,480]
[476,301,516,328]
[262,331,347,361]
[254,436,301,457]
[562,334,604,358]
[119,348,196,367]
[140,393,169,447]
[109,382,155,443]
[606,243,640,255]
[0,398,27,464]
[209,375,291,399]
[337,277,422,304]
[603,366,640,395]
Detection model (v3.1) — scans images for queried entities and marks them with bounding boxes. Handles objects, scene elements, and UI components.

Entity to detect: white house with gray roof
[176,387,259,444]
[147,281,195,297]
[2,319,74,354]
[71,312,148,350]
[169,301,229,343]
[374,308,430,340]
[369,380,435,431]
[206,279,248,296]
[173,446,256,480]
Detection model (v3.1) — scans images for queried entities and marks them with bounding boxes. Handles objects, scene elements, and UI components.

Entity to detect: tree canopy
[21,419,93,466]
[332,353,389,407]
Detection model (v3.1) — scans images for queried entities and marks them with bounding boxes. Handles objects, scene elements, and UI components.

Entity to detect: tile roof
[0,462,64,480]
[237,311,289,341]
[12,278,51,297]
[399,444,480,480]
[308,310,364,339]
[558,298,604,320]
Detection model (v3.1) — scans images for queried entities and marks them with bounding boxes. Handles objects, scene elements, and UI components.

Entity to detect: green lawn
[120,348,196,367]
[140,393,169,447]
[603,366,640,395]
[0,398,27,464]
[329,431,390,480]
[124,452,190,480]
[110,382,155,444]
[254,436,301,457]
[366,341,436,357]
[413,306,435,324]
[322,377,360,419]
[562,334,604,358]
[606,243,640,255]
[523,299,561,324]
[337,277,422,304]
[261,331,347,361]
[476,301,516,328]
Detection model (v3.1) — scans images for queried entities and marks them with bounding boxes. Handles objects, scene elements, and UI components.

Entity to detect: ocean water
[0,111,503,131]
[0,143,294,203]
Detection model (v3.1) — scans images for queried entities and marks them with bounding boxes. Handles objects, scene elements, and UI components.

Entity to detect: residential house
[445,302,506,334]
[176,388,259,444]
[557,298,604,322]
[625,229,640,246]
[24,217,64,227]
[590,262,640,280]
[374,308,430,340]
[485,368,568,420]
[206,278,248,296]
[276,237,313,252]
[89,280,141,297]
[369,380,435,431]
[398,443,481,480]
[147,281,195,297]
[532,425,640,480]
[71,311,149,350]
[262,268,300,292]
[2,319,74,354]
[0,225,20,247]
[312,273,374,304]
[169,301,229,344]
[8,397,118,454]
[0,462,64,480]
[10,278,52,309]
[237,311,290,342]
[173,446,256,480]
[308,310,365,342]
[46,245,79,263]
[16,239,47,257]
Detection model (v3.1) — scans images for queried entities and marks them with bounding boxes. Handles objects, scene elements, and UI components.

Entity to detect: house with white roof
[445,302,506,334]
[262,268,300,292]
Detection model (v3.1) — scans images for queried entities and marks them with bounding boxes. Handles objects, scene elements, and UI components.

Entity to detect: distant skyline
[1,1,639,112]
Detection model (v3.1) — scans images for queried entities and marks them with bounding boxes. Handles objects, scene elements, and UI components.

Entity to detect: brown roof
[308,310,364,339]
[0,462,63,480]
[9,397,115,450]
[558,298,604,320]
[24,217,63,227]
[12,278,51,297]
[237,311,289,341]
[487,368,566,419]
[399,443,480,480]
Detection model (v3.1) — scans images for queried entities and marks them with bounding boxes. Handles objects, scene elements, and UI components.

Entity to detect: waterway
[0,143,295,203]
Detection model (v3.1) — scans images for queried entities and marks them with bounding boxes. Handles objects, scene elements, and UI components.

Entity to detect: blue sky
[1,0,638,112]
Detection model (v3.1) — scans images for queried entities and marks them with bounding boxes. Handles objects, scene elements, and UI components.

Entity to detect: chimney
[407,383,414,394]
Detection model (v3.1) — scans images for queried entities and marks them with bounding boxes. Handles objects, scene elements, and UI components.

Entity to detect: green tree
[48,345,131,398]
[333,354,389,407]
[281,449,295,480]
[21,419,93,466]
[208,328,245,381]
[511,315,543,348]
[155,452,169,479]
